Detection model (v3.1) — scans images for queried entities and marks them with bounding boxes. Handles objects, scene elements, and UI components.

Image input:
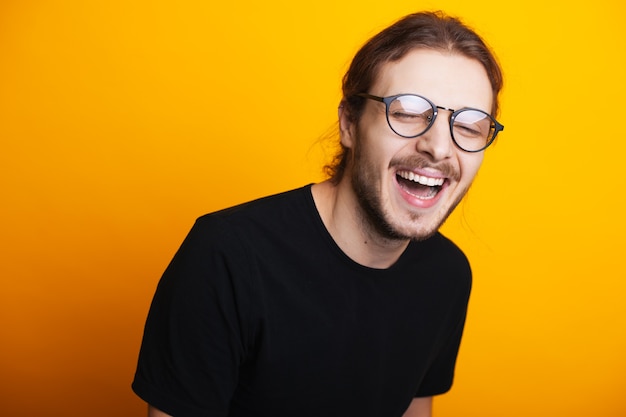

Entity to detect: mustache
[389,156,460,182]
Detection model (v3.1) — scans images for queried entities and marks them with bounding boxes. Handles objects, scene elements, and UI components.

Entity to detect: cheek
[357,138,399,174]
[358,121,405,159]
[459,154,484,183]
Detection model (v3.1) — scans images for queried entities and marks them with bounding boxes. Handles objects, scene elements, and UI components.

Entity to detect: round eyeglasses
[356,93,504,153]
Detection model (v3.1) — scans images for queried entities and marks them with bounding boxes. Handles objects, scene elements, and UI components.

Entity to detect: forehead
[372,49,493,112]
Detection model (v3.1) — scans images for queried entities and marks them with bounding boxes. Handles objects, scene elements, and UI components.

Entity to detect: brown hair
[325,11,503,183]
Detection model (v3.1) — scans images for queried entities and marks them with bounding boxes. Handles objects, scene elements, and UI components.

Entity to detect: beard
[349,136,467,242]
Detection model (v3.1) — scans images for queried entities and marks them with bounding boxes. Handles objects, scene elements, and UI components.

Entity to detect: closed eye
[390,111,430,122]
[453,123,482,137]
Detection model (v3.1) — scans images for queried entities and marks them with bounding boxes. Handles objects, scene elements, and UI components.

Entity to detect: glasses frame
[356,93,504,153]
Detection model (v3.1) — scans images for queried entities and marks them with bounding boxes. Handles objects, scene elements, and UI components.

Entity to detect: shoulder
[183,185,316,259]
[154,189,319,313]
[427,232,469,265]
[400,233,472,295]
[197,185,313,229]
[406,233,470,269]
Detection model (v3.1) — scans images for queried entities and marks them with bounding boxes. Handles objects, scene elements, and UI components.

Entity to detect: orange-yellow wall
[1,1,625,416]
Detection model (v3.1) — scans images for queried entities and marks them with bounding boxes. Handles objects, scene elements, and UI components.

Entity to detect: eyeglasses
[356,93,504,153]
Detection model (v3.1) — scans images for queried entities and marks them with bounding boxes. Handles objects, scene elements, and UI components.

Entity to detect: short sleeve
[415,299,469,397]
[132,216,256,417]
[412,234,472,397]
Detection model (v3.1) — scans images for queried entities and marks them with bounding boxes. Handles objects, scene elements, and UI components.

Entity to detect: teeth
[397,171,445,187]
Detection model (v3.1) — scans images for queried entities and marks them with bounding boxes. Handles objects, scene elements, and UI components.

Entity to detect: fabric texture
[132,185,472,417]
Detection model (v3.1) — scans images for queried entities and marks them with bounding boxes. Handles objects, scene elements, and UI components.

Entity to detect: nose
[415,113,454,161]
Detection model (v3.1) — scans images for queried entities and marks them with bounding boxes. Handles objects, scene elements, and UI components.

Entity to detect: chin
[398,216,445,242]
[393,195,462,241]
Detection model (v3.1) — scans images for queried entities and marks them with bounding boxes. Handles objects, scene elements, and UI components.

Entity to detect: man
[132,11,504,417]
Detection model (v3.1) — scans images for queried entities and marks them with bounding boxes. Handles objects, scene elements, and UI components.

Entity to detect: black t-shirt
[132,185,472,417]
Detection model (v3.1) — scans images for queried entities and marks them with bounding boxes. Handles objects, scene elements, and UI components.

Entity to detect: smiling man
[133,11,504,417]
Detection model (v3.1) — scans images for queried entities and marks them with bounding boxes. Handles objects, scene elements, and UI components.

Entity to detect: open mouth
[396,170,445,200]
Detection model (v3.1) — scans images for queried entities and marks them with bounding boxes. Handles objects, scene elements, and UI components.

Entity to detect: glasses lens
[387,95,434,137]
[452,109,496,151]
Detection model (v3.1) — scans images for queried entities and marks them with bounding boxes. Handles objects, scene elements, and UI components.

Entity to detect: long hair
[325,11,503,183]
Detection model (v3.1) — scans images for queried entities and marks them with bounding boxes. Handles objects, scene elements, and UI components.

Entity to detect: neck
[311,180,410,269]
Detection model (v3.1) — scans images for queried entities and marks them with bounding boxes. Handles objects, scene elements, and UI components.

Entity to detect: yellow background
[1,0,625,416]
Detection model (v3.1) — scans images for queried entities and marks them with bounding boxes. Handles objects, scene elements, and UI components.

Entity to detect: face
[340,49,494,241]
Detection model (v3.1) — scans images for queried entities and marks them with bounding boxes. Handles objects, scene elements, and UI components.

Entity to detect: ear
[338,100,356,149]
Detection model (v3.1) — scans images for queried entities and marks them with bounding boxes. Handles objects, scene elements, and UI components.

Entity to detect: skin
[147,49,493,417]
[312,48,493,269]
[311,49,493,415]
